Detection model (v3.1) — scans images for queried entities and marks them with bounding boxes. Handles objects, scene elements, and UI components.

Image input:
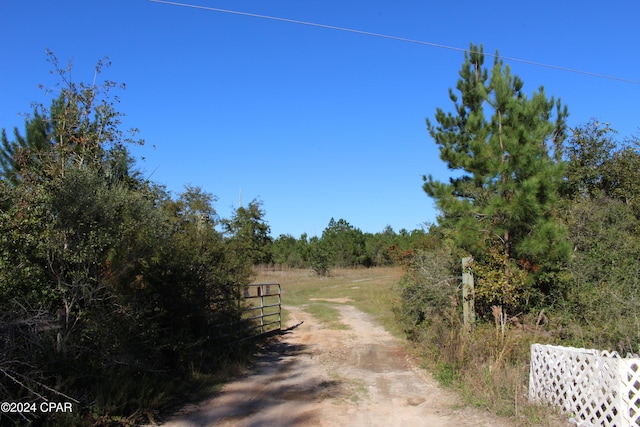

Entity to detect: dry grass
[252,266,404,335]
[411,310,569,427]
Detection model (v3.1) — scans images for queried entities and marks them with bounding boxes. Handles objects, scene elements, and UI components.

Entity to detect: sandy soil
[158,303,517,427]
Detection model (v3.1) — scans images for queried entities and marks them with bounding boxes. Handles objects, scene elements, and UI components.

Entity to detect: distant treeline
[268,219,429,274]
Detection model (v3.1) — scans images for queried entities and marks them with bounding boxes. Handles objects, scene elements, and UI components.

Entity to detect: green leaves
[222,199,272,267]
[562,119,616,199]
[320,218,366,268]
[425,43,569,311]
[0,54,255,422]
[560,196,640,352]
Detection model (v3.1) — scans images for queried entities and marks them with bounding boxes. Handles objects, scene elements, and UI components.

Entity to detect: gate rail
[210,283,281,344]
[241,283,282,336]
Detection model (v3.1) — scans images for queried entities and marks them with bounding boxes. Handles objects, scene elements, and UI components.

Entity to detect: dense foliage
[0,54,260,426]
[423,43,570,314]
[556,120,640,352]
[402,44,640,351]
[0,53,426,426]
[5,45,639,426]
[396,44,640,423]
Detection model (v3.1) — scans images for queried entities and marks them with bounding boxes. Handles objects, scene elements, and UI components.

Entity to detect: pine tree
[423,44,570,308]
[0,110,53,184]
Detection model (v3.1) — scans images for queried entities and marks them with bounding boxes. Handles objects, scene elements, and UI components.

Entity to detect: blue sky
[1,1,639,238]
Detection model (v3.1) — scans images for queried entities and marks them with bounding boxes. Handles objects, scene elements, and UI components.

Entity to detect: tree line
[269,219,429,274]
[195,203,432,274]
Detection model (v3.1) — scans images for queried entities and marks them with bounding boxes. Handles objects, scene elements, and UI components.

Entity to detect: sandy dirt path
[159,303,516,426]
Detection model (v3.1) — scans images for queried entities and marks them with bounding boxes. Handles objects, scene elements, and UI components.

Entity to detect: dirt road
[159,302,514,426]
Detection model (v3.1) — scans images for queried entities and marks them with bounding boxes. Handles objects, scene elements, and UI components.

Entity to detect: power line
[149,0,639,85]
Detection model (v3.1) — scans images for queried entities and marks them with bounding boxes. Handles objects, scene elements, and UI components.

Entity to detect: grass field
[251,266,405,336]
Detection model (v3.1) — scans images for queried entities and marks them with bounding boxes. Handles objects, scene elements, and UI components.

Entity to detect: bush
[557,196,640,353]
[398,243,565,425]
[397,246,458,328]
[0,55,257,425]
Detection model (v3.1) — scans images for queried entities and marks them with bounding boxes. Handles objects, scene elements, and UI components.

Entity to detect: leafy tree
[1,52,143,191]
[562,119,617,200]
[308,235,331,276]
[603,146,640,216]
[271,233,306,267]
[423,43,570,311]
[364,226,396,266]
[561,196,640,353]
[562,120,640,215]
[146,186,250,358]
[556,123,640,352]
[321,218,367,267]
[223,199,273,267]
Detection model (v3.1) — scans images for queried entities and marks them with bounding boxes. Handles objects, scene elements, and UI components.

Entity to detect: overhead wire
[149,0,639,85]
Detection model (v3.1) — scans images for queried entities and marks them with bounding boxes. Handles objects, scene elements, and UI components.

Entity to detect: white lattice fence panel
[619,358,640,426]
[529,344,640,427]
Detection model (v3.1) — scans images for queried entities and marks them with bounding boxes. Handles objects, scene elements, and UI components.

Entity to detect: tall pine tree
[0,110,53,184]
[423,44,570,309]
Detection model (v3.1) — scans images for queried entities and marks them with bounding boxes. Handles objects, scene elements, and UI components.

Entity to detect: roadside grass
[410,311,568,426]
[64,340,260,427]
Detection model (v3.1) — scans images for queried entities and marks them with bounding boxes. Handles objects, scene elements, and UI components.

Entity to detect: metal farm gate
[241,283,282,337]
[210,283,281,344]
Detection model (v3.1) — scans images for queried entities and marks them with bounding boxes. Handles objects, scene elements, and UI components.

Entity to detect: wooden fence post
[462,257,475,333]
